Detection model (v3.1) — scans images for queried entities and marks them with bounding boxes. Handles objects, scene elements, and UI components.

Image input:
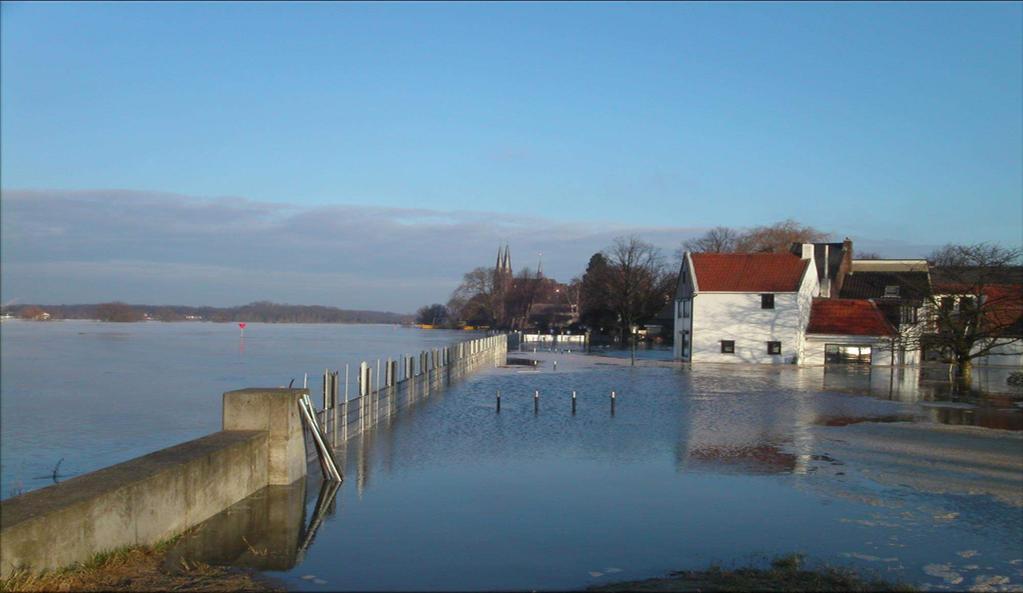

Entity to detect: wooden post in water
[572,390,577,414]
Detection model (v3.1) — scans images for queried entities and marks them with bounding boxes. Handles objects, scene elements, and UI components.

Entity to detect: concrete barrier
[0,388,308,578]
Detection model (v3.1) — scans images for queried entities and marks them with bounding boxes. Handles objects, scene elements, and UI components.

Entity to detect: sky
[2,2,1021,312]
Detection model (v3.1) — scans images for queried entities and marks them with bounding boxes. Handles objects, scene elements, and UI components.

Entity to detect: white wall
[690,292,804,364]
[973,340,1023,368]
[795,261,819,363]
[673,255,695,360]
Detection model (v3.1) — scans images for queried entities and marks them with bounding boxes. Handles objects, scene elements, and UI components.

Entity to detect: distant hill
[3,301,412,324]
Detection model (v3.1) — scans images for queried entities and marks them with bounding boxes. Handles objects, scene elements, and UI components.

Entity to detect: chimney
[832,238,854,297]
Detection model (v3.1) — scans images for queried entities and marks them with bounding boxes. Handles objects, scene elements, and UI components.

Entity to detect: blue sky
[2,2,1021,311]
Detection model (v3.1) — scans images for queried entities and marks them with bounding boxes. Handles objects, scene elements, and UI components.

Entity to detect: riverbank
[592,555,914,592]
[3,547,910,593]
[0,540,282,592]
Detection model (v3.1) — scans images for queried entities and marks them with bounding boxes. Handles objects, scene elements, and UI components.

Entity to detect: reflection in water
[819,364,1022,430]
[166,477,340,571]
[167,360,1021,591]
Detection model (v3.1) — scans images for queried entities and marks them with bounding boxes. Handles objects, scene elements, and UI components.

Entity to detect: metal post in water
[343,364,349,442]
[611,390,616,415]
[534,390,539,414]
[323,369,329,410]
[572,390,576,414]
[553,360,557,372]
[496,390,501,413]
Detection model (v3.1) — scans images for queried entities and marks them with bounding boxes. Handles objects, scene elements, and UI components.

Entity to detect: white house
[673,246,819,364]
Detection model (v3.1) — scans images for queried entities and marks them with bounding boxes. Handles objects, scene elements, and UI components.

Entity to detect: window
[767,341,781,355]
[824,344,872,364]
[900,305,918,325]
[761,294,775,309]
[721,340,735,354]
[883,285,900,298]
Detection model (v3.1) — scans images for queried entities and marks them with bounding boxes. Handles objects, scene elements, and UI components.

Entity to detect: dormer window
[883,285,900,298]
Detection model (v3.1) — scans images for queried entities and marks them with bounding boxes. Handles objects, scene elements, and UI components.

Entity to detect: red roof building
[807,298,897,337]
[690,253,810,292]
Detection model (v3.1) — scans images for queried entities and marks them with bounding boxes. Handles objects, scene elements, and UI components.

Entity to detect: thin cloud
[0,189,940,312]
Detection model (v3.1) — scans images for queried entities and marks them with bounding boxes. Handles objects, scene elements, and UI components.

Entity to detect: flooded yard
[174,352,1023,591]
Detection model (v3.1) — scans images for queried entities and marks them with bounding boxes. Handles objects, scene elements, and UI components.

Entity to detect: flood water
[173,353,1022,592]
[0,320,478,498]
[3,321,1022,591]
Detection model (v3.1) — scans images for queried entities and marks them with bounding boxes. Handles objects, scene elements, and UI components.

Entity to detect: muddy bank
[0,543,282,592]
[591,555,914,592]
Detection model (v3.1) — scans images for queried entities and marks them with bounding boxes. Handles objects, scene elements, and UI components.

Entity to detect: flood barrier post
[343,364,349,442]
[496,390,501,413]
[322,369,330,411]
[534,390,539,414]
[611,390,616,415]
[572,390,576,414]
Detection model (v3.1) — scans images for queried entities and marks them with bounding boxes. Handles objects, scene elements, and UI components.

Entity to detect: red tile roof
[691,253,810,292]
[807,298,897,337]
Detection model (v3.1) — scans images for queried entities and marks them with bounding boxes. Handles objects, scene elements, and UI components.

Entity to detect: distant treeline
[5,301,412,324]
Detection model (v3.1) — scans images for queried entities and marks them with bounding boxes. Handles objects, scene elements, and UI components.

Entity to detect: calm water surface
[0,320,477,497]
[174,354,1022,591]
[4,321,1021,591]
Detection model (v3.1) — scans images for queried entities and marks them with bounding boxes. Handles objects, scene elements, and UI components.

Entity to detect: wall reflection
[165,477,340,571]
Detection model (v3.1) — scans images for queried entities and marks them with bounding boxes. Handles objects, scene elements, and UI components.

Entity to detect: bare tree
[918,243,1022,385]
[448,267,496,326]
[602,236,674,342]
[856,251,883,260]
[679,220,828,255]
[733,219,830,253]
[680,226,740,255]
[505,267,545,331]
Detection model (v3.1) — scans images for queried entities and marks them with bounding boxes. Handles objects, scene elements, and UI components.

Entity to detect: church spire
[537,251,543,277]
[503,244,511,272]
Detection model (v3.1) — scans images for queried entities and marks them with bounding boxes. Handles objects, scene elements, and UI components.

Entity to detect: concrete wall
[0,336,509,578]
[0,388,308,578]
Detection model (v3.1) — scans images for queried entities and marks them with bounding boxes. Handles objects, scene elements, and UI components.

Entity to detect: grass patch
[590,554,915,592]
[0,536,281,592]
